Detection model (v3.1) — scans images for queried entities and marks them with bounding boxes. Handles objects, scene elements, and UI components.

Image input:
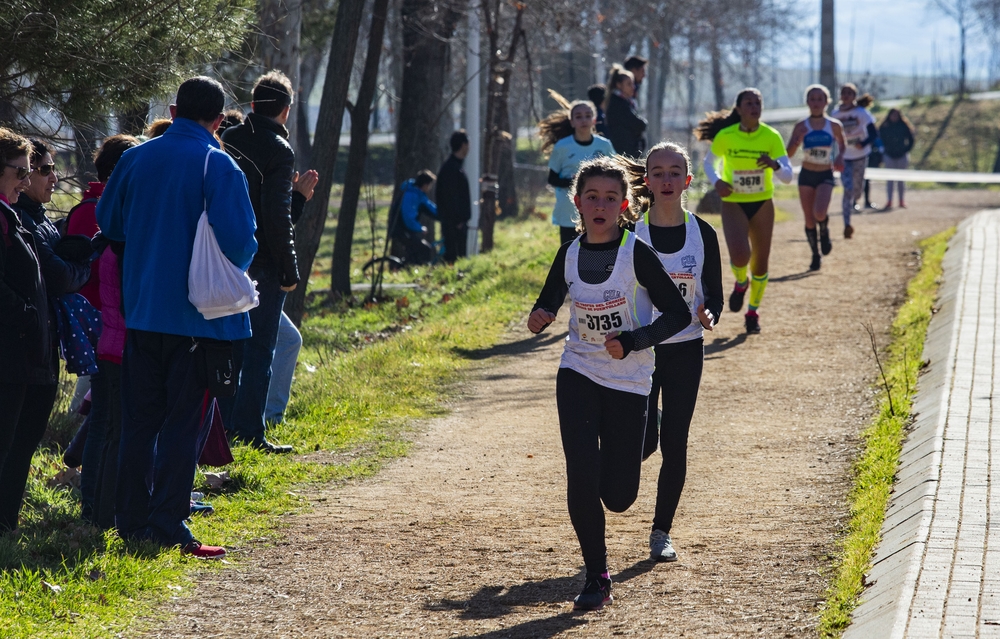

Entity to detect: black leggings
[0,382,58,531]
[642,338,704,534]
[557,367,648,574]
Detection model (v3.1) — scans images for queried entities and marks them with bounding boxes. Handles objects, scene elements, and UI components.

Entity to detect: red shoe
[181,539,226,559]
[899,201,907,209]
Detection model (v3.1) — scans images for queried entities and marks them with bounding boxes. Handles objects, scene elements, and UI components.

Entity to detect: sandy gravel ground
[144,190,996,638]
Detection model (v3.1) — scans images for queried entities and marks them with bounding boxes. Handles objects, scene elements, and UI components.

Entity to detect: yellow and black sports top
[708,122,788,203]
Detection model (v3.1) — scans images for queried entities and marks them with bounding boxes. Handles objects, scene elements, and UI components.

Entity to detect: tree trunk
[284,0,366,326]
[647,36,671,145]
[709,27,724,111]
[259,0,302,153]
[820,0,836,92]
[392,0,463,200]
[295,45,325,170]
[330,0,390,297]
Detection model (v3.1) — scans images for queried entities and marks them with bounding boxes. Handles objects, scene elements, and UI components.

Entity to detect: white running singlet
[635,211,705,344]
[801,118,835,167]
[560,230,655,396]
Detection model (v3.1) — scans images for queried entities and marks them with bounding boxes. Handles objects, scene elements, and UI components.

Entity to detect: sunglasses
[4,164,30,180]
[34,163,55,176]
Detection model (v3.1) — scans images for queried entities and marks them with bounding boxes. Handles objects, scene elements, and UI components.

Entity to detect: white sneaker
[649,529,678,562]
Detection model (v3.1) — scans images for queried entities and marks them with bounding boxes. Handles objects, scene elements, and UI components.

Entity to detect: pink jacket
[96,246,125,364]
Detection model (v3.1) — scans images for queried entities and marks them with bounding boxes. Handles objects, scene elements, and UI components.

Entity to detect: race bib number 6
[732,169,765,194]
[575,297,627,343]
[669,272,696,309]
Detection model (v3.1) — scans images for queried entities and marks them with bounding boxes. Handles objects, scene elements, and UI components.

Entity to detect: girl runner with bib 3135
[786,84,846,271]
[830,83,878,239]
[622,142,723,563]
[696,88,792,334]
[527,157,691,612]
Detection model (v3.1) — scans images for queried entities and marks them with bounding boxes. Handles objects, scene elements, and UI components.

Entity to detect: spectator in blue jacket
[394,170,438,265]
[96,76,258,560]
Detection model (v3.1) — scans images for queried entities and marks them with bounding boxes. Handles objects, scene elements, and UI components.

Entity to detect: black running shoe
[745,312,761,334]
[819,228,832,255]
[809,253,821,271]
[573,574,613,611]
[729,284,747,313]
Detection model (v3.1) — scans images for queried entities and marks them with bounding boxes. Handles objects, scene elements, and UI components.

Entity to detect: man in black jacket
[435,131,472,263]
[220,71,318,453]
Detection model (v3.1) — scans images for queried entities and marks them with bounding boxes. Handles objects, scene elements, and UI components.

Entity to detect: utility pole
[819,0,836,92]
[465,1,481,257]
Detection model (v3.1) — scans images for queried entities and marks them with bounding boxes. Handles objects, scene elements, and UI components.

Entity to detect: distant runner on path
[786,84,846,271]
[625,142,723,563]
[830,83,878,239]
[696,88,792,334]
[527,157,690,611]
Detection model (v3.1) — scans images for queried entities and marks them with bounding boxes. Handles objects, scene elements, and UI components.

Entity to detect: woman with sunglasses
[0,128,57,535]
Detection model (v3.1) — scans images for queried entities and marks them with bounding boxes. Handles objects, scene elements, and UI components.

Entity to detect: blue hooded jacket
[399,179,437,233]
[96,118,258,340]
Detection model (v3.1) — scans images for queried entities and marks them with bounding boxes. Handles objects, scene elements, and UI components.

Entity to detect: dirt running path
[146,191,994,639]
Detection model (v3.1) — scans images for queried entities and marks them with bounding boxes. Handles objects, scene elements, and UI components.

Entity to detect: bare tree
[284,0,367,326]
[820,0,836,92]
[330,0,391,296]
[930,0,973,96]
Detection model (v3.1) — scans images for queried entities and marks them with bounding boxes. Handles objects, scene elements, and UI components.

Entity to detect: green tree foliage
[1,0,254,127]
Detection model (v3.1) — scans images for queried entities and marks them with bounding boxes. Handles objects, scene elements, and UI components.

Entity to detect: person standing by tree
[541,97,615,244]
[623,55,648,102]
[435,130,472,263]
[605,65,647,158]
[96,76,257,559]
[879,108,915,209]
[219,70,318,454]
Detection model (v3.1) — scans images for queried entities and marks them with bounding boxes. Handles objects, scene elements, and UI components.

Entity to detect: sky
[793,0,993,80]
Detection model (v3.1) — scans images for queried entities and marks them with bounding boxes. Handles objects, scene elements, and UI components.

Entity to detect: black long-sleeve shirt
[531,234,692,356]
[436,154,472,226]
[643,215,724,326]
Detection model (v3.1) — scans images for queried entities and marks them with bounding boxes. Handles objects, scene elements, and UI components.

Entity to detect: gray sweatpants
[884,154,909,204]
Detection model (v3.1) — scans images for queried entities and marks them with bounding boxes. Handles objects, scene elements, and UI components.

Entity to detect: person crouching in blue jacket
[393,170,438,265]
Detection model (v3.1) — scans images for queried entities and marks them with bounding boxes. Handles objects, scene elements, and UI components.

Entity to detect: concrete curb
[844,210,1000,638]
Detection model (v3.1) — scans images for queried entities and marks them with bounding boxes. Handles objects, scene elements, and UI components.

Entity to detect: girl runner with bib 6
[527,157,691,611]
[786,84,847,271]
[697,88,792,334]
[623,142,723,563]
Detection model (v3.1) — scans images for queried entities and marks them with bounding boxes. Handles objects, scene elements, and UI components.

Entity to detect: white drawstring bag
[188,150,259,320]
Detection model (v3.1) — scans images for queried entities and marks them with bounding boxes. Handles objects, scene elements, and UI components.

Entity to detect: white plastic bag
[188,151,259,320]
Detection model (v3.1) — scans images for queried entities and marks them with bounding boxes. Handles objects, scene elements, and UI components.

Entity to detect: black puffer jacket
[606,92,647,159]
[222,112,306,287]
[0,200,54,385]
[13,195,91,298]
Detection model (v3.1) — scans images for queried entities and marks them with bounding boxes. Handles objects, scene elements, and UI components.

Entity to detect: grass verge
[0,214,558,638]
[817,226,956,637]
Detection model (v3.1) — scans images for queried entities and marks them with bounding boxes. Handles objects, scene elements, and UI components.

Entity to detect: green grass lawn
[0,207,559,638]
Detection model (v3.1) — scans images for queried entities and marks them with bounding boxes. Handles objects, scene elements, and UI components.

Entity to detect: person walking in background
[879,108,915,209]
[830,83,878,238]
[587,85,609,137]
[539,95,615,244]
[863,138,884,210]
[219,70,318,454]
[605,65,646,158]
[623,55,648,101]
[97,76,258,559]
[0,128,57,535]
[435,130,472,263]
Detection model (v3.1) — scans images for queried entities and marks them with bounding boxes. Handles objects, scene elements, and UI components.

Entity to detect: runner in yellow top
[696,88,792,334]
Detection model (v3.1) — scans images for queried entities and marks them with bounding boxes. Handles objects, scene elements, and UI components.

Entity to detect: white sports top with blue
[801,118,835,167]
[829,105,875,161]
[560,230,655,396]
[548,134,616,228]
[635,210,704,344]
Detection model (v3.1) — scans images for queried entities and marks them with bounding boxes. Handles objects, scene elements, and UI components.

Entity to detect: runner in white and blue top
[626,143,723,563]
[539,95,616,244]
[528,157,691,612]
[787,84,846,271]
